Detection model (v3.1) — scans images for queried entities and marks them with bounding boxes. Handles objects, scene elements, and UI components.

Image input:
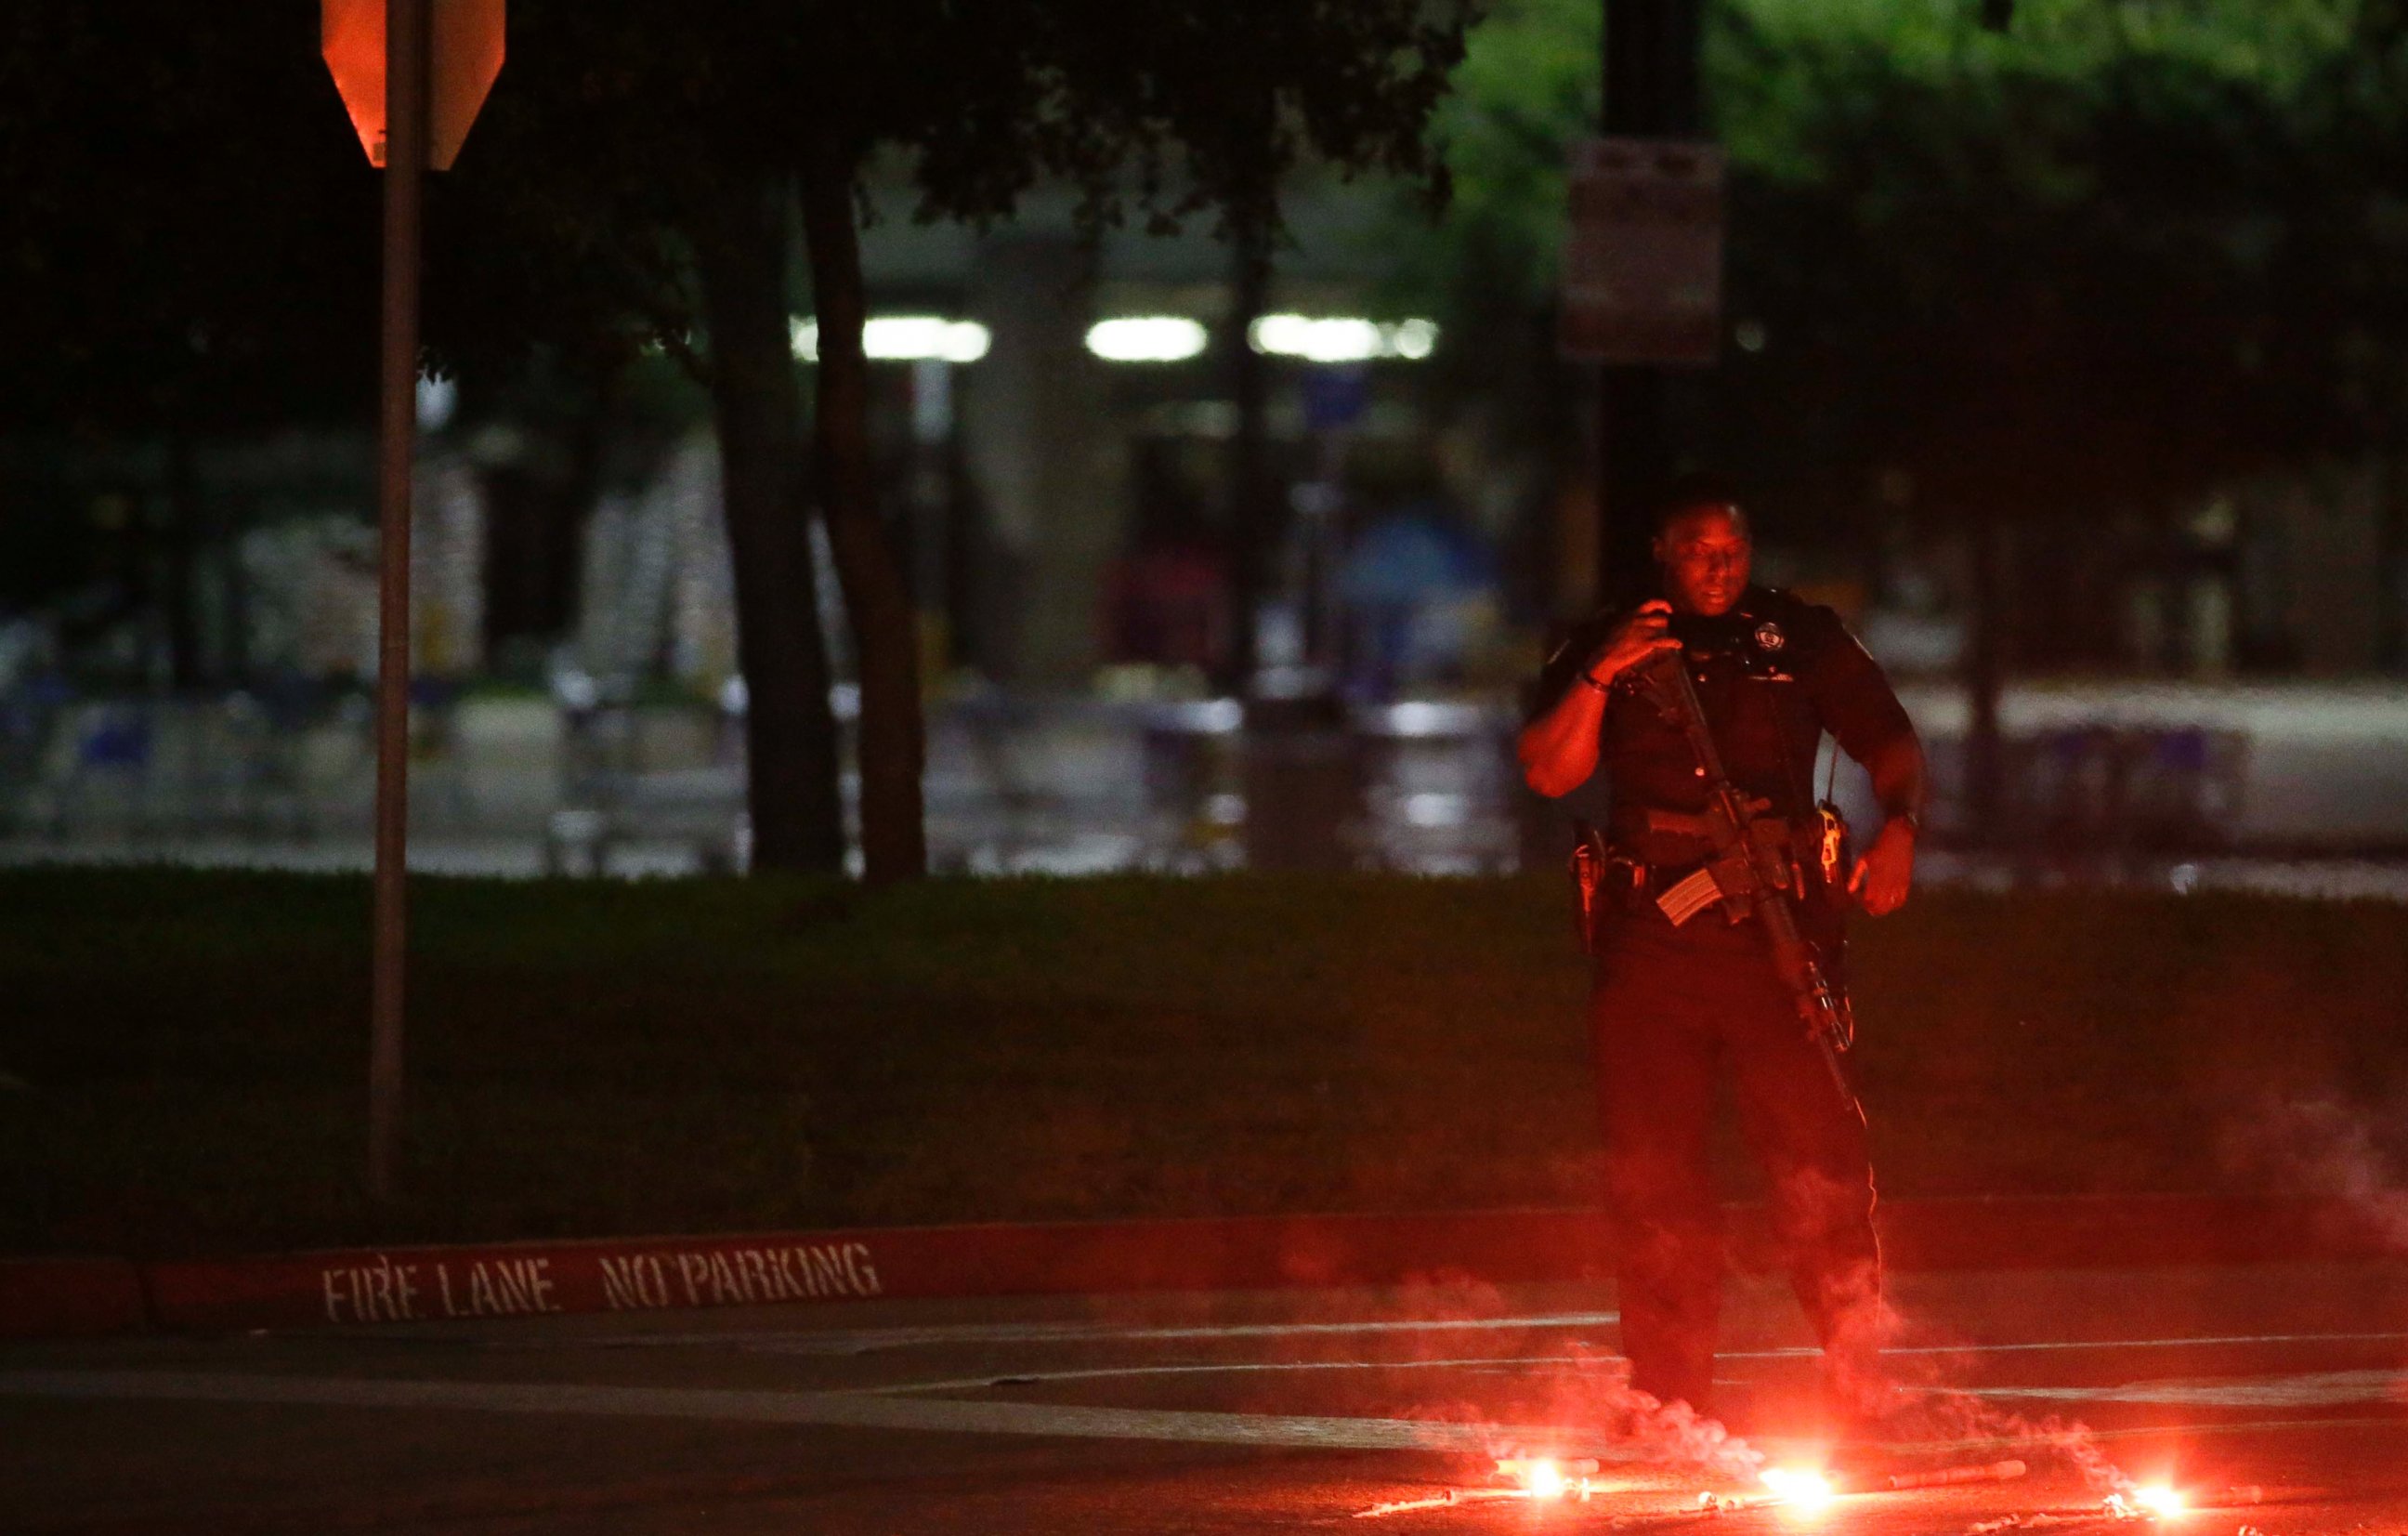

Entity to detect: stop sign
[322,0,504,170]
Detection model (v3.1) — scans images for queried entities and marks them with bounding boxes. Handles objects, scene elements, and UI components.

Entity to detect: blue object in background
[78,708,151,768]
[1301,365,1371,432]
[1338,505,1498,699]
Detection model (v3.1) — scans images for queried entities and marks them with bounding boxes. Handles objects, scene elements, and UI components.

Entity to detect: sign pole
[369,0,430,1204]
[1593,0,1702,606]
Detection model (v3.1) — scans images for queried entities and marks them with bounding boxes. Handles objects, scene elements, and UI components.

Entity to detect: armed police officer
[1518,482,1927,1426]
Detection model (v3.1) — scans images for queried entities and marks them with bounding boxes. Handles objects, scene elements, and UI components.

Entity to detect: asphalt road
[4,1261,2403,1535]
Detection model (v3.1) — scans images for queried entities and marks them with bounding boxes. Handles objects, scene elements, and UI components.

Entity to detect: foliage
[1711,0,2380,523]
[4,868,2403,1255]
[0,1,382,436]
[429,0,1475,372]
[1406,0,1599,297]
[1396,0,2401,532]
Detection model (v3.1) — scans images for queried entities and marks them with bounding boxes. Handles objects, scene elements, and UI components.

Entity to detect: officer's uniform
[1534,584,1918,1417]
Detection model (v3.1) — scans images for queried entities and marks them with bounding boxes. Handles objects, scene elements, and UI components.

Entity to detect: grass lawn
[2,869,2402,1257]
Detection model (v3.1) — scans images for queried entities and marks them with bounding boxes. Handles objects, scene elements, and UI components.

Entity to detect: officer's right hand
[1586,599,1682,684]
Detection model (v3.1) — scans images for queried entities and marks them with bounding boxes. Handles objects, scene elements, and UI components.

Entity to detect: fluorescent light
[1252,314,1381,362]
[1085,316,1211,363]
[791,316,991,364]
[1248,314,1440,362]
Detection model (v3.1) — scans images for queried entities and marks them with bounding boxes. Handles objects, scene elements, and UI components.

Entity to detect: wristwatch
[1578,670,1612,694]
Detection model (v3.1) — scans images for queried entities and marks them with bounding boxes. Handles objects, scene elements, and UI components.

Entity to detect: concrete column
[959,237,1128,686]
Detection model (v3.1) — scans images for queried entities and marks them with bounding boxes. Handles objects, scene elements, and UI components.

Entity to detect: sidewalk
[6,1194,2394,1342]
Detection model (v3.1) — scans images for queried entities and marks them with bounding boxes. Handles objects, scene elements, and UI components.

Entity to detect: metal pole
[1595,0,1700,606]
[369,0,429,1204]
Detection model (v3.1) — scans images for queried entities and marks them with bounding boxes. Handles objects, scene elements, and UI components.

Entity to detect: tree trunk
[689,174,845,874]
[797,134,926,885]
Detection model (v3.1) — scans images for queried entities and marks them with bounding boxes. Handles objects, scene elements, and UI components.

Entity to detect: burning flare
[1494,1456,1599,1500]
[1760,1466,1838,1514]
[2103,1484,2188,1520]
[2134,1485,2187,1519]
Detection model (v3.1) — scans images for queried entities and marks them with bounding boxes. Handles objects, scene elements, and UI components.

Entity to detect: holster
[1569,823,1608,958]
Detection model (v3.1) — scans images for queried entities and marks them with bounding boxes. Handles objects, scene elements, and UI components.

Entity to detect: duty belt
[1608,807,1819,872]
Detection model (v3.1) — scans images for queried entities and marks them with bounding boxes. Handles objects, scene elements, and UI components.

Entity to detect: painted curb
[142,1211,1610,1333]
[0,1258,149,1339]
[7,1196,2398,1341]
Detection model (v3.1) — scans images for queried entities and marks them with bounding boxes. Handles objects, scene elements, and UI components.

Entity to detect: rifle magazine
[1656,867,1723,927]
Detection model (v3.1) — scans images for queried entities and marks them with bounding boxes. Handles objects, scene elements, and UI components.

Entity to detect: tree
[1705,1,2372,831]
[1390,0,2397,834]
[433,0,1476,882]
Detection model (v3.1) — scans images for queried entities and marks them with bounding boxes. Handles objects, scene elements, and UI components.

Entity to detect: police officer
[1518,484,1927,1424]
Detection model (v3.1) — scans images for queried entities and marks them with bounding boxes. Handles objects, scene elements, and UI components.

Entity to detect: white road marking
[593,1312,1627,1356]
[883,1354,1583,1395]
[878,1332,2408,1396]
[351,1312,1626,1355]
[374,1314,2408,1366]
[3,1367,2399,1464]
[1724,1331,2408,1360]
[0,1369,1634,1459]
[1980,1369,2408,1409]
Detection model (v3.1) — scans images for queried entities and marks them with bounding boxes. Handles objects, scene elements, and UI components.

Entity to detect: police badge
[1754,621,1786,652]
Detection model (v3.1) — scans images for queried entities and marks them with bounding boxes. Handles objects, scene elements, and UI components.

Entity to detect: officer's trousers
[1590,908,1881,1418]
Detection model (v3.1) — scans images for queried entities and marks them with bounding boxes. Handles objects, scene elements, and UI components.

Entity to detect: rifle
[1626,650,1864,1120]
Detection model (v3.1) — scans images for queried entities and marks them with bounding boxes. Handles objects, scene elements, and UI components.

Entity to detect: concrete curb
[5,1196,2397,1341]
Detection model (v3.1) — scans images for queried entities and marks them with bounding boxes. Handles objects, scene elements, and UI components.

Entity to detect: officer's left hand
[1848,820,1916,917]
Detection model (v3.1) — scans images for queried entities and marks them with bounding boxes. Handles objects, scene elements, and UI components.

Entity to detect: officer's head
[1651,478,1753,617]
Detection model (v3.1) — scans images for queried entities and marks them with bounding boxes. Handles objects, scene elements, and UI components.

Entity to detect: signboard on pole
[1559,137,1724,366]
[323,0,504,170]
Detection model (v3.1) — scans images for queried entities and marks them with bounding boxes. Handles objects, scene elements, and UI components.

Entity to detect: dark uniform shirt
[1536,585,1914,833]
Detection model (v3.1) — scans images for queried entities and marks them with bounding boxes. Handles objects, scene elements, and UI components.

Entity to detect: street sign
[322,0,504,171]
[1559,137,1724,366]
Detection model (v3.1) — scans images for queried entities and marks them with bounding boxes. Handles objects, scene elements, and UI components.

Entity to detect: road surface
[4,1259,2403,1533]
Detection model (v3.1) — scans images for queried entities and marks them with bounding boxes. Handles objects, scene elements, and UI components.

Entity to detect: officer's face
[1653,505,1753,616]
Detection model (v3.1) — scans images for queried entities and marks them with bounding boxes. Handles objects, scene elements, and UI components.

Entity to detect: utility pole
[1595,0,1703,605]
[368,0,429,1204]
[1960,0,2016,841]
